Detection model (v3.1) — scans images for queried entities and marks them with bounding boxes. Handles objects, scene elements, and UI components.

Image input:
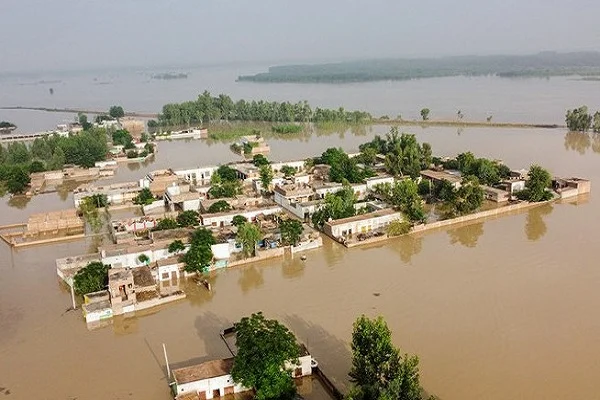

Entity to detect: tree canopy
[109,105,125,119]
[133,188,154,205]
[312,185,357,229]
[176,210,200,227]
[73,262,110,295]
[376,180,426,224]
[207,200,232,214]
[259,165,274,192]
[517,165,553,202]
[566,106,593,132]
[359,129,432,178]
[231,312,300,400]
[182,228,215,273]
[348,315,423,400]
[237,222,263,258]
[321,147,371,183]
[279,219,304,246]
[168,239,186,254]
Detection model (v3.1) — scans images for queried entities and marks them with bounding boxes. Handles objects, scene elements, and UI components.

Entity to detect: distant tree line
[565,106,600,132]
[149,91,372,127]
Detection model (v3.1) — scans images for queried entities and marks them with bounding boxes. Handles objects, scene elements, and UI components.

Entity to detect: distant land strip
[0,106,564,130]
[371,119,564,129]
[0,106,159,119]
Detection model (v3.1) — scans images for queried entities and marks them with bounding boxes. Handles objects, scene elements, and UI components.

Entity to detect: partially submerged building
[323,209,402,242]
[553,177,591,199]
[172,346,313,400]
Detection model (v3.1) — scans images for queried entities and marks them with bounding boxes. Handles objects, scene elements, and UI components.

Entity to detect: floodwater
[1,64,600,132]
[1,70,600,399]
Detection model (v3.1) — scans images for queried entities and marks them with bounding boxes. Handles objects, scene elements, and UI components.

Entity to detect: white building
[174,166,218,186]
[200,205,282,228]
[323,209,402,239]
[99,241,172,269]
[172,351,313,400]
[271,160,305,173]
[365,175,396,191]
[165,184,203,212]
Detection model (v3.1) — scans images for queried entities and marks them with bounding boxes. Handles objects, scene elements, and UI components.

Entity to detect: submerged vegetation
[238,52,600,83]
[565,105,600,132]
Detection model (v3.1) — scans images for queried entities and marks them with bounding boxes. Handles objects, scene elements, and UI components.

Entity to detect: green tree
[109,105,125,119]
[153,218,178,231]
[207,200,232,214]
[176,210,200,227]
[47,146,66,170]
[259,165,274,192]
[444,177,484,217]
[168,239,186,254]
[280,165,297,178]
[78,113,92,130]
[280,219,304,246]
[182,228,215,273]
[133,188,154,205]
[378,180,426,224]
[232,215,248,227]
[28,160,46,173]
[6,166,31,194]
[231,312,300,400]
[237,222,263,258]
[31,138,53,160]
[73,262,110,295]
[349,315,423,400]
[138,254,150,265]
[565,106,592,132]
[252,154,270,167]
[518,165,553,202]
[386,220,412,237]
[112,129,134,147]
[7,142,31,164]
[593,111,600,133]
[312,186,357,229]
[216,165,238,182]
[420,108,430,121]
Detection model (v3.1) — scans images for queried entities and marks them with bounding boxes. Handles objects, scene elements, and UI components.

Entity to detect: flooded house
[323,209,402,243]
[552,177,591,199]
[172,346,313,400]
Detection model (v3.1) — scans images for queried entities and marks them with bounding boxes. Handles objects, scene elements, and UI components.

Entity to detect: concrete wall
[102,247,170,268]
[176,374,247,399]
[228,247,285,267]
[200,206,282,227]
[290,236,323,254]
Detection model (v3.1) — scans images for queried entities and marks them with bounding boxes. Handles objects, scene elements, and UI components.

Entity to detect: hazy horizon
[2,0,600,74]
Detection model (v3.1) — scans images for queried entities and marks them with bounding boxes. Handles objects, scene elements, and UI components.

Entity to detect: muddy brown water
[1,126,599,399]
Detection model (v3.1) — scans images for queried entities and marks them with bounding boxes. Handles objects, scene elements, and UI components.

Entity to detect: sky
[1,0,600,73]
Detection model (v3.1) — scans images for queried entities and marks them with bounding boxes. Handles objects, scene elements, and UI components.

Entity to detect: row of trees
[231,312,428,400]
[565,106,600,132]
[151,91,372,127]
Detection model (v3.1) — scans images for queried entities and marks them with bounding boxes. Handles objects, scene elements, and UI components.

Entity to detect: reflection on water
[7,195,32,209]
[564,131,600,154]
[447,222,485,248]
[525,204,553,242]
[282,256,306,280]
[390,234,423,264]
[238,266,265,294]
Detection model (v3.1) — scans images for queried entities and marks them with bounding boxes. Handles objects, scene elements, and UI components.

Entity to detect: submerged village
[0,97,594,400]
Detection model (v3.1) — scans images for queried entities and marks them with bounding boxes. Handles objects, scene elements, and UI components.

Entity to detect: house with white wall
[323,209,402,240]
[174,166,218,186]
[165,184,203,212]
[172,349,313,400]
[200,205,282,228]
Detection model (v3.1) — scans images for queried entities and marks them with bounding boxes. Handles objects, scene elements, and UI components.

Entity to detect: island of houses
[35,142,590,328]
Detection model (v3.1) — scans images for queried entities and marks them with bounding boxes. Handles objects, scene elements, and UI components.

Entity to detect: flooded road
[1,125,599,400]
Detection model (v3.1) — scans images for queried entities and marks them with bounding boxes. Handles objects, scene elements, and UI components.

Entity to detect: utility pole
[163,343,171,379]
[69,278,77,310]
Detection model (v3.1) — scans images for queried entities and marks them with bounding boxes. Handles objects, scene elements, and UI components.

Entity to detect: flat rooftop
[173,358,235,384]
[420,169,462,184]
[326,208,399,226]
